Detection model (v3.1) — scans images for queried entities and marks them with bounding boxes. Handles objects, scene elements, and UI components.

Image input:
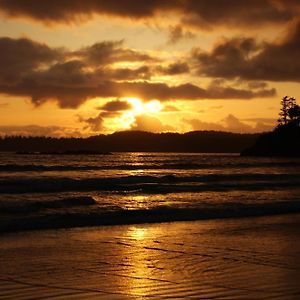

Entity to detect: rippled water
[0,152,300,232]
[1,216,300,299]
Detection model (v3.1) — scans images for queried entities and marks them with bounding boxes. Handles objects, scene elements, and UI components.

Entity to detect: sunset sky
[0,0,299,136]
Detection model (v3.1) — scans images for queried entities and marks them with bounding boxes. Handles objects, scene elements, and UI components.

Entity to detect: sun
[127,97,144,115]
[144,100,162,113]
[126,97,162,115]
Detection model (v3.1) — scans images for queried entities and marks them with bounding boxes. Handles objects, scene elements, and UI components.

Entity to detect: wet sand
[1,214,300,299]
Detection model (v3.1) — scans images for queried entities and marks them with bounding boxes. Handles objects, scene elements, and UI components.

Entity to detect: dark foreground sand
[1,214,300,299]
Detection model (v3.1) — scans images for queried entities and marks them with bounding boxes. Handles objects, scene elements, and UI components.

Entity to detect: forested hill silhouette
[0,131,260,153]
[242,96,300,156]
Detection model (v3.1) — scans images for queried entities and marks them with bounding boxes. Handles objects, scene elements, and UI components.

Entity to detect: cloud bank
[0,37,275,108]
[193,22,300,82]
[0,0,298,29]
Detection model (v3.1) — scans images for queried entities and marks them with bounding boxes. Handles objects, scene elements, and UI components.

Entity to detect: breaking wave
[2,198,300,233]
[1,153,300,233]
[0,161,300,172]
[0,173,299,194]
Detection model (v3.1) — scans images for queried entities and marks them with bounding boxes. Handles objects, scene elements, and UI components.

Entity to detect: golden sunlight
[144,100,162,113]
[127,97,144,115]
[127,98,162,115]
[129,227,147,240]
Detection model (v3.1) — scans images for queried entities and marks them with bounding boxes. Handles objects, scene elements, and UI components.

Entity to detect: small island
[241,96,300,156]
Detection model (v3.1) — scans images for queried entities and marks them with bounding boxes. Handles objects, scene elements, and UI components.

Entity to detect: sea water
[0,152,300,232]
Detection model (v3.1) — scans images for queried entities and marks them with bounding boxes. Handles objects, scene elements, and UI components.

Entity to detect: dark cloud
[0,0,177,23]
[0,79,276,108]
[193,22,300,82]
[181,0,296,29]
[30,60,91,86]
[168,25,195,44]
[0,0,297,29]
[157,62,190,75]
[112,81,275,102]
[0,37,153,85]
[0,37,62,84]
[96,66,151,81]
[0,37,276,108]
[101,81,275,102]
[205,84,276,99]
[0,37,153,107]
[79,113,103,132]
[31,61,151,86]
[206,79,276,98]
[98,100,132,111]
[0,82,98,108]
[76,41,154,65]
[247,81,268,89]
[80,99,133,132]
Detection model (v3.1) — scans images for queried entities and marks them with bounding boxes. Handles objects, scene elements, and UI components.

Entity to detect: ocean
[1,152,300,232]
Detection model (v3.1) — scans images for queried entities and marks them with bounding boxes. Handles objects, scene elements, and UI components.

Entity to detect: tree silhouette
[242,96,300,156]
[277,96,298,127]
[288,103,300,126]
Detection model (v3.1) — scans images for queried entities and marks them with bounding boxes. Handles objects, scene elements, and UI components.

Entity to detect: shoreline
[1,214,300,299]
[3,207,300,234]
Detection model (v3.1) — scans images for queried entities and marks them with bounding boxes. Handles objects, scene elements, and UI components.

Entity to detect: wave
[0,164,101,172]
[1,161,300,172]
[2,200,300,233]
[1,173,299,194]
[0,196,96,214]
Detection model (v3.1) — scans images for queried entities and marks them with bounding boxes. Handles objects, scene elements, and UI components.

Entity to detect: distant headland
[16,150,113,155]
[0,131,260,153]
[241,96,300,156]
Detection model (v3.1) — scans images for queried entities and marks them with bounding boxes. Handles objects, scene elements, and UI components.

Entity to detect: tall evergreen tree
[288,104,300,126]
[278,96,296,126]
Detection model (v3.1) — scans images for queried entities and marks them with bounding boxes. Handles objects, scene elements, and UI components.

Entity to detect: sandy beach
[1,214,300,299]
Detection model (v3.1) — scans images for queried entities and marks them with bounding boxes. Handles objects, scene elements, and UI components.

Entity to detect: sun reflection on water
[129,227,147,240]
[120,225,165,296]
